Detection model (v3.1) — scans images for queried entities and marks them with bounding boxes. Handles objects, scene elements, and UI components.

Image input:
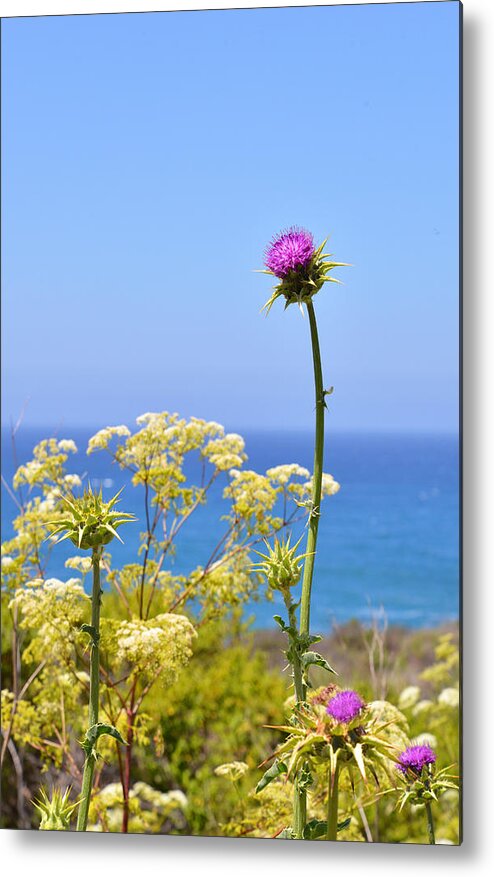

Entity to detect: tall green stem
[425,802,436,845]
[287,599,306,840]
[76,547,102,832]
[327,763,340,841]
[299,300,325,641]
[293,299,326,840]
[286,599,304,704]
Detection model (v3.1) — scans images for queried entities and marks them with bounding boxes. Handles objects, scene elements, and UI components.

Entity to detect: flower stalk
[300,299,325,651]
[394,744,458,844]
[286,596,304,705]
[48,485,135,831]
[293,299,326,838]
[326,762,340,841]
[76,546,102,832]
[259,228,347,840]
[425,801,436,845]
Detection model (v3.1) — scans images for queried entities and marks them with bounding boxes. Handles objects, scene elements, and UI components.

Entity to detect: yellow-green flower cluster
[85,413,341,543]
[2,666,89,765]
[88,781,187,833]
[2,439,86,593]
[225,469,280,535]
[87,425,131,454]
[267,463,310,491]
[112,613,196,682]
[1,690,43,750]
[223,463,340,536]
[13,438,78,492]
[398,686,421,710]
[190,550,260,615]
[88,413,249,515]
[202,432,246,471]
[303,472,340,498]
[11,577,89,664]
[64,555,94,574]
[214,761,249,780]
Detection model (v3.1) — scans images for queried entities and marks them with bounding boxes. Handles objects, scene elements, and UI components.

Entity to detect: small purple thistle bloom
[326,690,365,724]
[396,745,437,775]
[264,227,315,278]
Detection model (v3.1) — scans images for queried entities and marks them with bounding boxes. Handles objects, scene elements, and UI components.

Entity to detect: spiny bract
[48,484,136,550]
[260,228,350,314]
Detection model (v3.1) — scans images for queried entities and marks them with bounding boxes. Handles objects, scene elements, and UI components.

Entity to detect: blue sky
[1,2,460,433]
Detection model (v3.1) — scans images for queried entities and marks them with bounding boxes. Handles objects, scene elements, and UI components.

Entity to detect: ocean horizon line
[0,422,460,440]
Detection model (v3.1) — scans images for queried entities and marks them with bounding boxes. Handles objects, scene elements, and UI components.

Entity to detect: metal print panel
[1,0,461,844]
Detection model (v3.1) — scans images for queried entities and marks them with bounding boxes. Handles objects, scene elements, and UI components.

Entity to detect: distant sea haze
[1,428,460,632]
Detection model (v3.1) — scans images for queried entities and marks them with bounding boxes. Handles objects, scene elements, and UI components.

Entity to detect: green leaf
[298,763,313,792]
[303,817,351,839]
[301,651,337,676]
[304,632,322,646]
[338,817,351,832]
[255,759,287,793]
[80,624,100,645]
[81,722,126,757]
[303,819,327,840]
[352,742,367,782]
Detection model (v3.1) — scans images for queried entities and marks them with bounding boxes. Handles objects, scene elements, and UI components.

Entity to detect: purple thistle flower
[264,227,315,279]
[326,690,365,724]
[396,745,437,775]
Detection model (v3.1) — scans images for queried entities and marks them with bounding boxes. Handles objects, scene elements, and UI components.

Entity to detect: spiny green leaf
[273,614,289,632]
[104,523,123,543]
[81,722,126,758]
[301,651,337,676]
[303,819,327,840]
[255,759,287,793]
[352,742,367,782]
[302,816,351,840]
[80,624,99,644]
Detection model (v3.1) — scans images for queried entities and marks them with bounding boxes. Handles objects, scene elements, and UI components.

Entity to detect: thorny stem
[122,684,136,833]
[76,547,102,832]
[299,299,325,643]
[284,592,307,839]
[294,299,327,840]
[425,801,436,845]
[286,599,304,704]
[326,763,340,841]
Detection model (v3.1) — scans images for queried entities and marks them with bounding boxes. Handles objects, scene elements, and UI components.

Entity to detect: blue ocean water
[1,428,459,630]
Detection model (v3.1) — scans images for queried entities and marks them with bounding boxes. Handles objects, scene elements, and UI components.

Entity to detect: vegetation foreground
[1,229,460,841]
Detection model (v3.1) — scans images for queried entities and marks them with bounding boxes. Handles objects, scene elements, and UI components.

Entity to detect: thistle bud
[33,787,79,831]
[48,484,136,550]
[253,535,307,596]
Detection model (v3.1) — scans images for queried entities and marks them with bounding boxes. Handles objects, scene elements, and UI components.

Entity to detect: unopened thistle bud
[253,535,307,596]
[48,484,136,550]
[260,227,349,314]
[33,787,79,831]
